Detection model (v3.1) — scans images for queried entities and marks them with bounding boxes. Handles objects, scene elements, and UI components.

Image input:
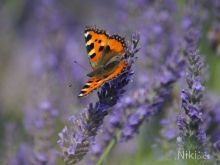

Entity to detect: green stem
[96,138,117,165]
[96,131,121,165]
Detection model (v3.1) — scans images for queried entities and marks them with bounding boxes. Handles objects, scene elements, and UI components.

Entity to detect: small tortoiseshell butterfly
[78,26,127,98]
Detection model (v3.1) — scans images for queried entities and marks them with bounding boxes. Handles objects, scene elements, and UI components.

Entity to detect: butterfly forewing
[85,26,109,70]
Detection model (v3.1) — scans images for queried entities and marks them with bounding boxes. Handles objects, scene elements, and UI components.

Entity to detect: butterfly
[78,26,127,98]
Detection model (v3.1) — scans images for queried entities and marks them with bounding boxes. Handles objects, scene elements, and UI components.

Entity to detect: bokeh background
[0,0,220,165]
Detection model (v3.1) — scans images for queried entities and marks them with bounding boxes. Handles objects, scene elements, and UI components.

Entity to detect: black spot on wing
[80,90,86,94]
[98,40,101,43]
[83,84,90,89]
[105,45,111,54]
[86,43,94,53]
[90,53,96,59]
[85,34,92,42]
[98,46,104,52]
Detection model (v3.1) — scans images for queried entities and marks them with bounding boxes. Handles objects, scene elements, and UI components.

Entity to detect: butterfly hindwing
[85,26,109,69]
[78,77,105,98]
[78,61,126,98]
[102,60,126,80]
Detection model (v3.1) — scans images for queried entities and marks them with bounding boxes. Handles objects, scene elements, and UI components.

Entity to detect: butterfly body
[78,26,127,98]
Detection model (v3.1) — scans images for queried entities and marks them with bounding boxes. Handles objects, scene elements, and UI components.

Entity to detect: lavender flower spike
[57,31,140,164]
[177,31,210,164]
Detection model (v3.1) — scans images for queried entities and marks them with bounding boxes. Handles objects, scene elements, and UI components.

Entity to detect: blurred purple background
[1,0,220,165]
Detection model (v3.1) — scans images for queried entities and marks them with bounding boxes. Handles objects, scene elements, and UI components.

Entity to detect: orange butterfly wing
[78,61,126,98]
[85,26,109,69]
[78,26,127,98]
[99,34,126,66]
[108,34,126,54]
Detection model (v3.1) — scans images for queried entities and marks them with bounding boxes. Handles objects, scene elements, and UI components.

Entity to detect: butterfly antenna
[68,75,88,87]
[73,60,90,72]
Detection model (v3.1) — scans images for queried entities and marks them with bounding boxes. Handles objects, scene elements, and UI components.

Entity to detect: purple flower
[26,100,58,165]
[159,101,181,142]
[122,125,133,140]
[177,29,210,164]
